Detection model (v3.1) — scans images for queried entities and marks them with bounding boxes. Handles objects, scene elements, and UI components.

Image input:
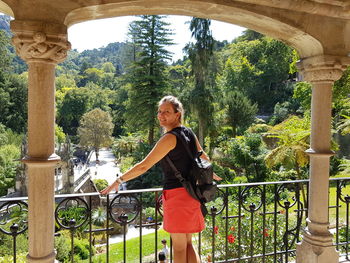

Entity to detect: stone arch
[0,1,13,17]
[64,1,323,58]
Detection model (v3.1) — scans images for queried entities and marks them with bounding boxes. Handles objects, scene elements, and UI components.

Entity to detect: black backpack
[165,127,218,216]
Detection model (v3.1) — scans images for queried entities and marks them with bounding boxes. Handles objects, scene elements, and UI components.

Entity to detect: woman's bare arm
[101,133,176,194]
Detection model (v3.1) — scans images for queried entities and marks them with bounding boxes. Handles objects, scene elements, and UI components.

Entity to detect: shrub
[0,252,27,263]
[0,232,28,257]
[201,196,286,262]
[55,231,96,262]
[93,179,108,192]
[119,156,134,173]
[74,238,90,260]
[55,232,71,262]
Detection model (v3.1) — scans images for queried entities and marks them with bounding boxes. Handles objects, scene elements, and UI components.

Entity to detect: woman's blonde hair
[159,95,184,123]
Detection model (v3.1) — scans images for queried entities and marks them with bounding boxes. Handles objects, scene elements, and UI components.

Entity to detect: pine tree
[125,15,173,144]
[225,90,258,137]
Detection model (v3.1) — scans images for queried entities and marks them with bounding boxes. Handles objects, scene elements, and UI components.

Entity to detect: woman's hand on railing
[100,181,120,195]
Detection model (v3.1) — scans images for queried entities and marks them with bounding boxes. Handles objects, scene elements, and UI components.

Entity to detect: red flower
[227,234,235,244]
[230,226,235,232]
[214,226,219,234]
[263,228,269,237]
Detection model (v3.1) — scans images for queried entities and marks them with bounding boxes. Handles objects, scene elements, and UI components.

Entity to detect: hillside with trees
[0,14,350,197]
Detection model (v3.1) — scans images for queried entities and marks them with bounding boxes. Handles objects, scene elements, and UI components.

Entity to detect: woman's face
[157,102,181,129]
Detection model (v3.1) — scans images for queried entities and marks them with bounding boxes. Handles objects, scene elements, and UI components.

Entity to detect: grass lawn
[82,228,170,263]
[329,176,350,226]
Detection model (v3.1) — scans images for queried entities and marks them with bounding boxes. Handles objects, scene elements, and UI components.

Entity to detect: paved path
[88,148,122,184]
[86,149,159,245]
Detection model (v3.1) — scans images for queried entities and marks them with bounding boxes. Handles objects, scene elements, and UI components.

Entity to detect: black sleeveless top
[159,126,197,190]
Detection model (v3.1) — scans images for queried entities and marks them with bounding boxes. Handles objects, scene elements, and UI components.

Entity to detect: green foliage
[247,123,271,134]
[56,206,88,232]
[55,231,96,262]
[57,87,91,135]
[112,133,142,161]
[119,156,135,173]
[212,163,236,184]
[56,85,116,136]
[333,67,350,114]
[222,37,297,113]
[0,233,28,258]
[0,124,22,196]
[201,195,287,262]
[0,143,20,196]
[224,90,258,137]
[0,253,27,263]
[142,207,162,223]
[292,81,311,113]
[55,74,77,90]
[124,15,173,144]
[74,238,91,260]
[265,116,310,171]
[55,232,71,262]
[78,108,114,160]
[0,73,27,133]
[93,179,109,192]
[55,124,66,144]
[82,229,170,263]
[217,133,269,182]
[269,101,298,125]
[185,18,215,144]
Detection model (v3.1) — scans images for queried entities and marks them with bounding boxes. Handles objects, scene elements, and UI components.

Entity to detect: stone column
[296,55,350,263]
[10,21,70,263]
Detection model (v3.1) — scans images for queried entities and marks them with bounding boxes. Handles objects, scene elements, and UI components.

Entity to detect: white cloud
[68,15,245,61]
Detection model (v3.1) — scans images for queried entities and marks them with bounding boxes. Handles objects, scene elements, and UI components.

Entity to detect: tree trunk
[148,120,155,145]
[95,148,99,163]
[198,117,205,146]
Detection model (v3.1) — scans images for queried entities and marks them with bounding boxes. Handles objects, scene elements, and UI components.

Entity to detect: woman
[101,95,221,263]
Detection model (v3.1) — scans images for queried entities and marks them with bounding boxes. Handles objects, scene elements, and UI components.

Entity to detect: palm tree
[265,116,310,207]
[91,207,107,243]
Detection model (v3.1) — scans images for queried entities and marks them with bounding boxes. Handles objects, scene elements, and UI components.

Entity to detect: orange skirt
[162,187,205,233]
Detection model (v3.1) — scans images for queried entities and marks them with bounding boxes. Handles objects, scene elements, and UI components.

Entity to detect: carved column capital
[11,21,71,64]
[297,55,350,84]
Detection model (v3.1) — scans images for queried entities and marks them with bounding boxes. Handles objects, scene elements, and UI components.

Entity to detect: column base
[27,252,56,263]
[296,238,339,263]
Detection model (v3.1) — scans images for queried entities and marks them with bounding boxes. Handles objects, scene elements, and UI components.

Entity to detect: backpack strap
[164,155,186,183]
[168,128,197,160]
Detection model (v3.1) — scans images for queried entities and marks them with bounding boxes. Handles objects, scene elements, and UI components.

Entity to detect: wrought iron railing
[1,178,350,263]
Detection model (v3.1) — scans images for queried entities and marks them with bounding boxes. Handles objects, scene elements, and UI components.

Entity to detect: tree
[57,87,91,135]
[223,36,297,113]
[292,81,312,113]
[264,116,310,206]
[225,90,258,137]
[185,17,214,145]
[78,108,114,162]
[0,125,22,196]
[0,72,28,133]
[124,15,174,144]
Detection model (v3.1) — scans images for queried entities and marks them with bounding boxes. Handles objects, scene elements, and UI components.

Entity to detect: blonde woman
[101,95,221,263]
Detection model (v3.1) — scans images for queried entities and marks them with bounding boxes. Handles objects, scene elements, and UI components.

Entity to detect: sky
[68,15,246,61]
